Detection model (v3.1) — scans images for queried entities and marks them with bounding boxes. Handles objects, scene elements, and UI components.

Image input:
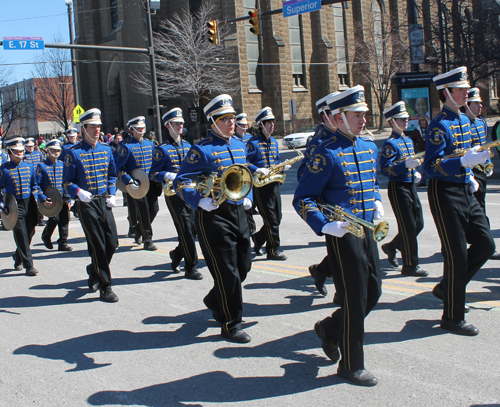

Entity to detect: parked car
[282,125,317,149]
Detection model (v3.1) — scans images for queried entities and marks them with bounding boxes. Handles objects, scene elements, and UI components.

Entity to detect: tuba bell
[195,164,253,206]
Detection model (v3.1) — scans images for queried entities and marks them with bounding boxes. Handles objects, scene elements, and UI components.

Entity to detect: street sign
[283,0,321,18]
[73,105,85,123]
[2,36,44,50]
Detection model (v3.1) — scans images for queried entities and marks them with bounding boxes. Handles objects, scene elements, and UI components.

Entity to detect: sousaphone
[38,186,63,218]
[1,193,18,230]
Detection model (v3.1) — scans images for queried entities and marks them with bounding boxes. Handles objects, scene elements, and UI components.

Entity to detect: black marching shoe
[440,318,478,336]
[100,287,119,303]
[267,250,287,261]
[88,278,100,293]
[25,267,39,276]
[401,265,428,277]
[143,241,158,251]
[169,250,182,273]
[381,244,398,267]
[314,321,340,363]
[221,329,251,343]
[309,264,327,296]
[134,234,143,245]
[489,251,500,260]
[252,235,265,256]
[58,243,73,252]
[185,267,203,280]
[203,294,221,323]
[337,364,378,387]
[432,284,470,313]
[13,255,22,271]
[42,236,53,250]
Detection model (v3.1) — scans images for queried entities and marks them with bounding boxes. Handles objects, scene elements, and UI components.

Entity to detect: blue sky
[1,1,70,83]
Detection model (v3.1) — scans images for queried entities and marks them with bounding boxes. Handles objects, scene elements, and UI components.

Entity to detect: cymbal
[38,186,63,218]
[116,178,127,193]
[126,169,150,199]
[1,193,18,230]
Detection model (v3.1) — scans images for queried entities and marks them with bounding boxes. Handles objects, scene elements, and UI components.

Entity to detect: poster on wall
[401,87,430,120]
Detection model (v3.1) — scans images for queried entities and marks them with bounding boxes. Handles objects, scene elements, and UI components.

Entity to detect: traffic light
[207,20,218,45]
[248,9,260,36]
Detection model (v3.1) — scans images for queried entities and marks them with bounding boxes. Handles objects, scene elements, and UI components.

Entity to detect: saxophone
[253,149,304,188]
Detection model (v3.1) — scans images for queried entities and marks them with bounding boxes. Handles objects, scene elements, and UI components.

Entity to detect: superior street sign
[3,36,44,50]
[283,0,322,18]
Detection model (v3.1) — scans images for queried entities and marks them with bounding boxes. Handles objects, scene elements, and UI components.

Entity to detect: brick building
[71,0,500,139]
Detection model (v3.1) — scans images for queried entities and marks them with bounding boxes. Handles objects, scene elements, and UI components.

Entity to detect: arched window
[332,3,348,87]
[288,14,305,88]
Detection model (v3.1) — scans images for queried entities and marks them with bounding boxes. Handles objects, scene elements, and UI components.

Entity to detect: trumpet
[439,139,500,162]
[317,203,389,242]
[253,149,304,188]
[393,151,425,165]
[475,162,494,177]
[195,164,253,206]
[163,179,176,197]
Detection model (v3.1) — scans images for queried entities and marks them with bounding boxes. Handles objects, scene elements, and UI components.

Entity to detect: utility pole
[144,0,162,142]
[437,0,447,72]
[66,1,79,107]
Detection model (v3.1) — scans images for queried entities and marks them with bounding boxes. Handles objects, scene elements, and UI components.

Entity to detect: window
[491,77,498,99]
[243,0,260,90]
[372,0,383,74]
[332,3,348,86]
[288,14,305,88]
[110,0,118,30]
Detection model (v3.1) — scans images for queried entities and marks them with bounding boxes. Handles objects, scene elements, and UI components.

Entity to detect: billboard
[401,87,430,120]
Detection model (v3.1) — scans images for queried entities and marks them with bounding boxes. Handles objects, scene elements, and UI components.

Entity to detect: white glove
[164,172,176,181]
[255,167,270,176]
[487,168,493,177]
[322,221,349,238]
[460,146,490,167]
[77,189,93,202]
[0,203,4,214]
[284,164,292,171]
[405,156,421,169]
[373,200,384,220]
[128,179,140,190]
[198,197,219,212]
[243,197,252,210]
[106,195,116,208]
[414,171,422,184]
[468,176,479,193]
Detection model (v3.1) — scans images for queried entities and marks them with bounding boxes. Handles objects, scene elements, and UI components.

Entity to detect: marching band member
[293,86,383,386]
[24,137,45,226]
[247,107,288,261]
[63,108,120,303]
[60,128,78,162]
[299,92,340,297]
[150,108,202,280]
[424,67,494,335]
[36,139,73,252]
[0,136,40,276]
[113,116,158,251]
[379,102,427,276]
[174,94,253,343]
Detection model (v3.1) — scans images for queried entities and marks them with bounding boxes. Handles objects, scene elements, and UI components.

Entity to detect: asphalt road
[0,138,499,406]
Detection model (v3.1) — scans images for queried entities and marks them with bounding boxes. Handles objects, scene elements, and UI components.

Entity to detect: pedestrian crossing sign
[73,105,85,123]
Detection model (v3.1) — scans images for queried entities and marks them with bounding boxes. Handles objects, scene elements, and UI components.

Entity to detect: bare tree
[133,3,239,108]
[352,22,411,130]
[420,0,500,86]
[31,37,74,131]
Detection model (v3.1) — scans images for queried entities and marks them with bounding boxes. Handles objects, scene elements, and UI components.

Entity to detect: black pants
[165,194,198,270]
[76,197,118,293]
[319,229,381,371]
[385,181,424,267]
[428,179,495,321]
[128,188,159,242]
[196,202,251,334]
[42,202,70,245]
[253,182,282,255]
[12,197,38,269]
[472,168,488,220]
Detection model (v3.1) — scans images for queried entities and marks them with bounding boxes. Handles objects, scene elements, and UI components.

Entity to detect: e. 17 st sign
[3,37,44,50]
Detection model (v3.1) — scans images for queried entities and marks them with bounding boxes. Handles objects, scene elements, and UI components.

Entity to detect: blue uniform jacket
[379,130,418,182]
[470,116,491,166]
[62,138,117,198]
[150,138,191,183]
[246,132,281,173]
[0,160,38,205]
[297,123,335,181]
[24,150,43,166]
[0,151,7,166]
[36,158,65,201]
[113,137,155,185]
[423,106,472,184]
[174,131,250,210]
[59,142,76,162]
[293,130,382,236]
